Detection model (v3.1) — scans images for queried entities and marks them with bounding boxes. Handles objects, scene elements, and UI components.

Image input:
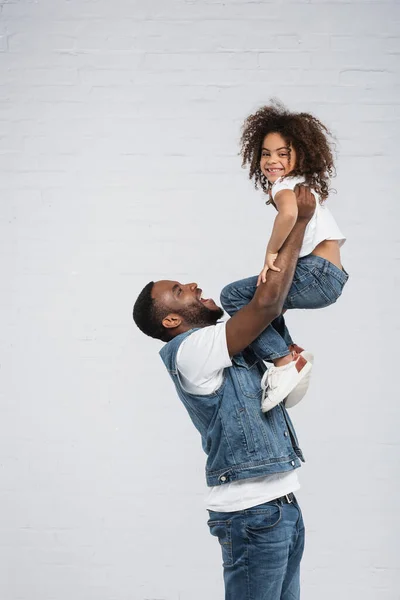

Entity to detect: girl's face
[260,132,296,184]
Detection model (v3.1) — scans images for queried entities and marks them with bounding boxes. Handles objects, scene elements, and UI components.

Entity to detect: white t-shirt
[271,175,346,258]
[176,322,300,512]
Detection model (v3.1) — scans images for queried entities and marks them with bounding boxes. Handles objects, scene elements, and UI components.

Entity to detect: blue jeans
[221,255,349,361]
[208,497,305,600]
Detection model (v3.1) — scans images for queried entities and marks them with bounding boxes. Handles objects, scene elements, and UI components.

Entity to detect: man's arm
[225,186,315,357]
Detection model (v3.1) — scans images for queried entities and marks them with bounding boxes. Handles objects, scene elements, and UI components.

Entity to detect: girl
[221,100,348,412]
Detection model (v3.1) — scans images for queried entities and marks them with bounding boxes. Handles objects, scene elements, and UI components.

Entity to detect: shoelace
[261,369,283,403]
[267,367,282,390]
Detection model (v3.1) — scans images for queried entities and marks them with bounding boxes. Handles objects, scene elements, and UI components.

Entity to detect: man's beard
[181,302,224,329]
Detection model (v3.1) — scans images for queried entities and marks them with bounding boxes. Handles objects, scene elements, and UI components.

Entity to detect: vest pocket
[207,519,233,567]
[231,353,263,399]
[238,407,256,453]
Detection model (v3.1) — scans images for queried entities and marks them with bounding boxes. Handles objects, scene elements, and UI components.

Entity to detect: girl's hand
[256,254,281,287]
[266,252,281,272]
[257,265,269,287]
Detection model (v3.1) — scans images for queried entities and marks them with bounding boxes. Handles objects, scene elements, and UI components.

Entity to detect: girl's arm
[267,189,298,254]
[257,189,298,285]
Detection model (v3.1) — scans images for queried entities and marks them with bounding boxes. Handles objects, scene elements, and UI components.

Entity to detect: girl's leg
[221,277,313,412]
[220,277,292,364]
[270,314,293,348]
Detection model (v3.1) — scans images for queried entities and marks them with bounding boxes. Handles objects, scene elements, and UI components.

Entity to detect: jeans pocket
[286,280,332,310]
[327,262,349,285]
[207,519,233,567]
[245,502,282,533]
[321,271,347,304]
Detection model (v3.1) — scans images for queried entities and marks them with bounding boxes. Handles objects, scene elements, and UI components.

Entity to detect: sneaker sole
[301,351,314,364]
[284,351,314,408]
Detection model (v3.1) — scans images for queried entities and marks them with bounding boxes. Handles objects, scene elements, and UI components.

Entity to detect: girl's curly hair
[241,99,335,202]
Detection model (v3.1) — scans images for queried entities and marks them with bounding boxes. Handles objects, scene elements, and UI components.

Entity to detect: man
[133,187,315,599]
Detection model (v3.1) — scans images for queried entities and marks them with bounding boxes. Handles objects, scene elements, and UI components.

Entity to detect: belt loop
[285,494,293,504]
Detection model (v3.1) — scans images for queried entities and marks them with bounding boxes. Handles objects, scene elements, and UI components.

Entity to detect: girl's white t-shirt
[271,175,346,257]
[176,322,300,513]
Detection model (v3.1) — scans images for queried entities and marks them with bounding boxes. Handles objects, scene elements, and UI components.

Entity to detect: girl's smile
[260,132,296,184]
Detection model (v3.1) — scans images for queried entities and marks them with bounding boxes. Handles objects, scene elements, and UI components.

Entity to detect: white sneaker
[261,352,313,413]
[284,351,314,409]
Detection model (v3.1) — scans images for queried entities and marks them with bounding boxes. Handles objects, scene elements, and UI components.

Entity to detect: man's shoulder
[177,321,231,375]
[179,322,227,351]
[160,323,226,359]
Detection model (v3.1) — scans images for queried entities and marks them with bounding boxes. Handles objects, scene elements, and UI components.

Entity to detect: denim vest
[159,328,305,487]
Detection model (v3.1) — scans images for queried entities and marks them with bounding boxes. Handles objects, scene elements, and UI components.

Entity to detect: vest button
[291,461,295,466]
[220,476,227,482]
[284,431,289,437]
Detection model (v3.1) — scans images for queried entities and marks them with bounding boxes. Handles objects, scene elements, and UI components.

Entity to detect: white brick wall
[1,1,399,598]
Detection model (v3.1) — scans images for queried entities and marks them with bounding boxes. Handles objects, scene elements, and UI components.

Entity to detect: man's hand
[294,185,316,221]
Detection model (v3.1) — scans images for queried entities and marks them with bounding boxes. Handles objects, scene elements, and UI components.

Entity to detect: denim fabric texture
[221,256,349,361]
[208,496,305,600]
[159,330,304,487]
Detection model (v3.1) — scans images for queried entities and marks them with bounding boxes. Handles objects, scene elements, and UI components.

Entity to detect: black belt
[277,493,295,504]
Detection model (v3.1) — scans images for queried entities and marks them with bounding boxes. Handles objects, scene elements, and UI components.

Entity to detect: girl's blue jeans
[220,255,349,361]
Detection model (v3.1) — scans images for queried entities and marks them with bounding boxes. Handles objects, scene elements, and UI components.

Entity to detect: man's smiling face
[152,280,224,336]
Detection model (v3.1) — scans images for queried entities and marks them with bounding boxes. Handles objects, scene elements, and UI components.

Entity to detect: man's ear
[162,314,182,330]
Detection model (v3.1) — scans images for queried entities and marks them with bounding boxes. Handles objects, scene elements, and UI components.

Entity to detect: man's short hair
[132,281,170,342]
